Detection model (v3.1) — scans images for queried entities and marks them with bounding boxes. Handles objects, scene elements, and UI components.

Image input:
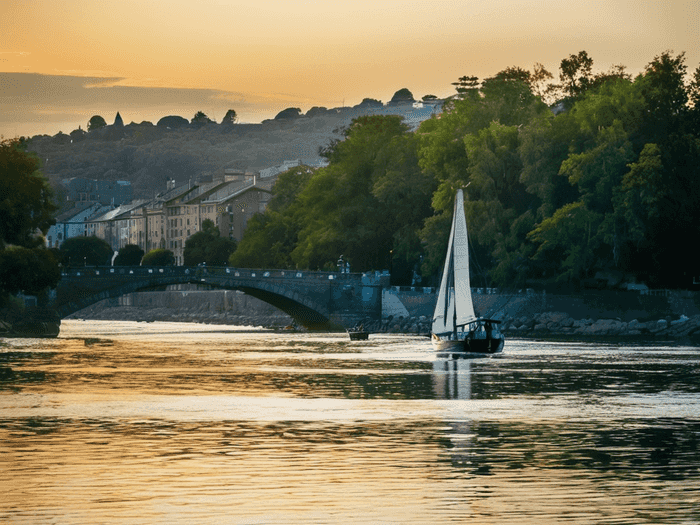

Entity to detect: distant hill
[26,101,442,203]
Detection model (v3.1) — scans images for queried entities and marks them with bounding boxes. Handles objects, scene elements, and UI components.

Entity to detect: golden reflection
[1,321,700,523]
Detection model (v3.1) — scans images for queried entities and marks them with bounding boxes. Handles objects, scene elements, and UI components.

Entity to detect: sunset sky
[2,0,698,138]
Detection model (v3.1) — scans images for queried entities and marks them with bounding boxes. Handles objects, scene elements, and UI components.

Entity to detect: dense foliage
[183,219,237,266]
[114,244,145,266]
[59,236,114,267]
[0,139,60,306]
[142,249,175,266]
[229,117,435,281]
[229,50,700,289]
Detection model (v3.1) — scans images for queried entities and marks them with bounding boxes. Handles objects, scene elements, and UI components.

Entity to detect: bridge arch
[53,266,384,329]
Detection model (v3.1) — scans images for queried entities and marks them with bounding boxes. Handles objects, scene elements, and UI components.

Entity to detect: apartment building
[79,164,286,265]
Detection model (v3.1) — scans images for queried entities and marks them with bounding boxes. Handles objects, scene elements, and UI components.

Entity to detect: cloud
[0,72,311,136]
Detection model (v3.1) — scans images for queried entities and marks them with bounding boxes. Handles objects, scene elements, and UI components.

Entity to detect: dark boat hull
[431,333,504,356]
[348,331,369,341]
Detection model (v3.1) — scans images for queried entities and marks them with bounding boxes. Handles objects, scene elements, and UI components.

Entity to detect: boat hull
[431,333,504,356]
[348,331,369,341]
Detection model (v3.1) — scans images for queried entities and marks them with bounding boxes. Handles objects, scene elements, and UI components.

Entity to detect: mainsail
[431,189,476,335]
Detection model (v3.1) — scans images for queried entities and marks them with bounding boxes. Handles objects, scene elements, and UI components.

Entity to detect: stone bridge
[53,266,389,329]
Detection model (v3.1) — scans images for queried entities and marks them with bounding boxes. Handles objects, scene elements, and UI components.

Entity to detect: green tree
[229,167,314,269]
[0,138,60,310]
[87,115,107,132]
[0,246,61,295]
[417,69,548,282]
[0,139,57,249]
[636,51,689,142]
[183,219,236,266]
[451,76,480,98]
[59,236,114,266]
[142,248,175,266]
[221,109,238,125]
[290,115,416,272]
[527,201,603,283]
[559,50,594,100]
[113,244,145,266]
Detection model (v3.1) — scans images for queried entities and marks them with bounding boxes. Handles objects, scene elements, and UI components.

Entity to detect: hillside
[25,102,441,203]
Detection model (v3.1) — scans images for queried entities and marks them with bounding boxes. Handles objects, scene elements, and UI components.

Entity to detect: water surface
[1,321,699,524]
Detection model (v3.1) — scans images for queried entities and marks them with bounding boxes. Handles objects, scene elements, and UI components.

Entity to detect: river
[1,320,699,524]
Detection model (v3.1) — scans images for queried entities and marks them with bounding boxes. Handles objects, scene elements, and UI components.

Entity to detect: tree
[636,51,689,141]
[0,246,61,295]
[451,76,480,98]
[59,236,114,266]
[191,111,213,127]
[357,98,383,108]
[389,88,415,104]
[559,50,595,100]
[142,248,175,266]
[290,115,419,272]
[183,219,237,266]
[221,109,238,125]
[0,139,57,249]
[229,167,314,269]
[0,139,60,309]
[157,115,189,129]
[416,70,548,282]
[527,201,603,283]
[113,244,144,266]
[274,108,302,120]
[87,115,107,132]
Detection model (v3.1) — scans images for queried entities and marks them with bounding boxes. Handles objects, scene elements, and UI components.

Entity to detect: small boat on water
[347,324,369,340]
[431,189,504,356]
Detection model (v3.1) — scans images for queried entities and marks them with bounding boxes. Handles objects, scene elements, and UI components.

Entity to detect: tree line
[229,50,700,290]
[3,49,699,323]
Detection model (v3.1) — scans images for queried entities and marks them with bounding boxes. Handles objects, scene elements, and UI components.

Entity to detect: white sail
[452,189,476,326]
[431,189,476,335]
[432,201,456,334]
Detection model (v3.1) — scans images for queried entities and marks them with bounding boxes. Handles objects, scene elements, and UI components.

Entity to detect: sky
[1,0,699,138]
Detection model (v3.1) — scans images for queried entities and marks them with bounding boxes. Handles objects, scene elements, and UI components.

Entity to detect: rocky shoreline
[358,311,700,342]
[36,289,700,343]
[65,304,700,342]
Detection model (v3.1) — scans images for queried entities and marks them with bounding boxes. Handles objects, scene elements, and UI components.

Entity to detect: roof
[87,200,149,222]
[201,181,271,205]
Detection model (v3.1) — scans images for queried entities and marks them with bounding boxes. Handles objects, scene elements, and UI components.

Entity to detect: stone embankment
[66,289,294,328]
[62,287,700,342]
[359,311,700,341]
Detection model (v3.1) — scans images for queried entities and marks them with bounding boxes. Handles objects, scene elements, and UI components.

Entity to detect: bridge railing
[60,266,364,281]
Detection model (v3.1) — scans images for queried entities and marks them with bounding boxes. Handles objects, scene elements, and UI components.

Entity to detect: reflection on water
[1,320,700,524]
[433,357,472,399]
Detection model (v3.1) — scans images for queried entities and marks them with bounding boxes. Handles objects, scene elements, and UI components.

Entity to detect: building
[84,200,150,252]
[201,180,272,243]
[75,163,281,265]
[63,178,133,206]
[45,202,112,248]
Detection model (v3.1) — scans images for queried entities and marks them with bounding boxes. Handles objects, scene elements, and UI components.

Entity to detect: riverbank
[0,320,61,338]
[358,311,700,342]
[59,287,700,342]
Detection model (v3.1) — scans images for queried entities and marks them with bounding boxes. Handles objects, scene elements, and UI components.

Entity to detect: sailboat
[431,189,505,355]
